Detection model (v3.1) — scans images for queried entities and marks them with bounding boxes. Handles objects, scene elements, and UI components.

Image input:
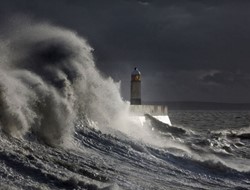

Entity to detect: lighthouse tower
[130,67,141,105]
[129,67,172,126]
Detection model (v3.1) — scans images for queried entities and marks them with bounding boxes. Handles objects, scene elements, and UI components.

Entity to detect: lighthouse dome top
[132,67,141,75]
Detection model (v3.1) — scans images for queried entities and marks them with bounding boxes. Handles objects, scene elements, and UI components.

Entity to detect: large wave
[0,18,128,146]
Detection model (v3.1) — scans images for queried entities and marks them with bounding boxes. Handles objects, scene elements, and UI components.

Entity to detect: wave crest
[0,18,126,146]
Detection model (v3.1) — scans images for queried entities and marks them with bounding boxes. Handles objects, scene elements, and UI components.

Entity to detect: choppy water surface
[0,110,249,190]
[0,19,249,190]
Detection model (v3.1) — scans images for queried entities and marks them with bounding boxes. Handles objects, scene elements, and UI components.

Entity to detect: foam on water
[0,17,132,146]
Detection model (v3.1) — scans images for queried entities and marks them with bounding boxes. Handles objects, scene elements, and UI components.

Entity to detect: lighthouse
[130,67,141,105]
[129,67,172,126]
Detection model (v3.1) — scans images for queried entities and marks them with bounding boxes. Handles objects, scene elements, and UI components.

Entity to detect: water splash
[0,18,127,146]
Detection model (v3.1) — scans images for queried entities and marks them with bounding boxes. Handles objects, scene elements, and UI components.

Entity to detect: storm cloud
[1,0,250,102]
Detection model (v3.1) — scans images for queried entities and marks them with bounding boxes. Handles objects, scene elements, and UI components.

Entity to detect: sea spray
[0,18,127,146]
[0,18,173,149]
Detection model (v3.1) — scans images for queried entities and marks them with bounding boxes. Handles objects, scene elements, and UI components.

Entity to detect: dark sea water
[0,110,250,190]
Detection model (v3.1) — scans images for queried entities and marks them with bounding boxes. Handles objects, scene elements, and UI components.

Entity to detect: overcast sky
[1,0,250,103]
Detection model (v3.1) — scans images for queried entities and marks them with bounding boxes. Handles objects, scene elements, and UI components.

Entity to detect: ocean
[0,110,249,190]
[0,20,249,190]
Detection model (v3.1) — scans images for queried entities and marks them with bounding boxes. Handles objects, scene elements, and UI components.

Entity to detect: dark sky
[1,0,250,103]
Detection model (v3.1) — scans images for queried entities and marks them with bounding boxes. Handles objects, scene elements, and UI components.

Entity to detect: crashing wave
[0,18,127,146]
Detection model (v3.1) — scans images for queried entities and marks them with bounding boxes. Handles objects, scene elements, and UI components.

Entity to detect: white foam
[153,115,172,126]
